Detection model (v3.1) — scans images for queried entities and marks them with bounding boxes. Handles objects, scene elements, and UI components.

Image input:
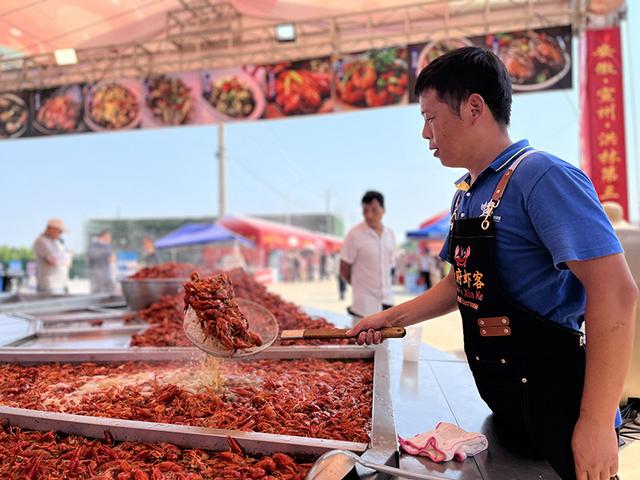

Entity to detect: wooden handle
[299,326,406,340]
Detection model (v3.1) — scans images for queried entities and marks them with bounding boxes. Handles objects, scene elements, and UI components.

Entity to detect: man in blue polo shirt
[348,47,637,480]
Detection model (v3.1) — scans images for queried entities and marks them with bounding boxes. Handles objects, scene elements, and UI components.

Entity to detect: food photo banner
[408,25,573,102]
[0,25,572,140]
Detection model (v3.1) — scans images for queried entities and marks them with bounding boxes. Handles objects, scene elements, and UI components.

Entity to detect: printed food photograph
[144,74,194,126]
[202,67,266,122]
[85,80,142,131]
[32,85,83,135]
[485,26,572,91]
[334,47,409,110]
[408,38,472,102]
[414,38,472,73]
[263,57,332,118]
[0,94,29,139]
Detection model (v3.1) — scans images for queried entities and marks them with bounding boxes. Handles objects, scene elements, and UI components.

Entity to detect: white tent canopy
[0,0,579,93]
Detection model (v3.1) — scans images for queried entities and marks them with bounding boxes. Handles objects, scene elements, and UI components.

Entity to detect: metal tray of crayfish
[0,295,140,348]
[0,345,398,467]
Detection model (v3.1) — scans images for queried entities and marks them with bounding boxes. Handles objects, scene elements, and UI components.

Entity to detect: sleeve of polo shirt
[527,164,622,270]
[340,230,357,264]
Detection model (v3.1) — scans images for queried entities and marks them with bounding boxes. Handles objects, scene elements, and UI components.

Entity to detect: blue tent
[154,223,254,249]
[406,214,450,239]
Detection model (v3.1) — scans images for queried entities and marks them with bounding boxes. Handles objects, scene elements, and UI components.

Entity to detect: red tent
[218,215,342,267]
[419,210,449,228]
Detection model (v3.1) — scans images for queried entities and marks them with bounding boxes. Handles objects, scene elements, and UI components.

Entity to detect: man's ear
[467,93,485,122]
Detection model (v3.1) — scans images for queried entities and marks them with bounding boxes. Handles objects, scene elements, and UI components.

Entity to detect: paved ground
[269,278,640,478]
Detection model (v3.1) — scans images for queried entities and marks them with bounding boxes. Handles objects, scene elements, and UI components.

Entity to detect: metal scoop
[306,449,454,480]
[183,298,405,358]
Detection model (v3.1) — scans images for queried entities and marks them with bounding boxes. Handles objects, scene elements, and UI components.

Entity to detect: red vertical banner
[580,26,629,218]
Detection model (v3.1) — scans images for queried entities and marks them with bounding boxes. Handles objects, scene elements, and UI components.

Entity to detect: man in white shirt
[32,218,71,294]
[340,191,396,324]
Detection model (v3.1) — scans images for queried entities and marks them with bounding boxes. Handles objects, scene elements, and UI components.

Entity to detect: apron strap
[491,149,538,203]
[449,189,464,229]
[481,148,539,230]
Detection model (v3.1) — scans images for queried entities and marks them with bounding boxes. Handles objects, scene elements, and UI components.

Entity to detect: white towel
[398,422,488,462]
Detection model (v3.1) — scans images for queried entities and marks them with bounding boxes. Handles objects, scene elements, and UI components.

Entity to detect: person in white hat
[32,218,71,294]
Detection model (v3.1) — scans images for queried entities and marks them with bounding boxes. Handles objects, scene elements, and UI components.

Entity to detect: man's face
[102,233,112,244]
[47,227,62,239]
[362,199,384,228]
[419,89,469,169]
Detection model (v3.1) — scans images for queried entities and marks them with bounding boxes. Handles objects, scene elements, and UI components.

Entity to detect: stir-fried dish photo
[32,85,84,135]
[88,82,140,130]
[145,75,193,126]
[335,48,408,108]
[490,30,569,89]
[205,75,256,119]
[416,38,471,72]
[0,94,29,138]
[264,59,332,118]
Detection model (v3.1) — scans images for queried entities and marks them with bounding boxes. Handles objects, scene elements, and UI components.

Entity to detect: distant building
[85,213,344,255]
[255,213,344,237]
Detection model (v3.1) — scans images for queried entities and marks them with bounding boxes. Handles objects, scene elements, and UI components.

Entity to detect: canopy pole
[217,124,226,218]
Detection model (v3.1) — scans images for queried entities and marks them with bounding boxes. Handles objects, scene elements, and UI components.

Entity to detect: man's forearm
[339,261,351,284]
[389,271,458,327]
[581,285,637,424]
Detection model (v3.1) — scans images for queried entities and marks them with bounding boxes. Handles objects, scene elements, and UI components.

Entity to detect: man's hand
[347,269,459,345]
[572,416,618,480]
[346,309,397,345]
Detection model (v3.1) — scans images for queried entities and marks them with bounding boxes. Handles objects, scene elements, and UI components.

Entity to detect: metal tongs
[306,449,454,480]
[183,298,405,358]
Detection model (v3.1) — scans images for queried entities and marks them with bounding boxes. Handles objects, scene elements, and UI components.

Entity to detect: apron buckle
[481,200,499,230]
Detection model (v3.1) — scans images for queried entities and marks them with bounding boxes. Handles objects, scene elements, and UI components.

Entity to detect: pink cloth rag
[398,422,488,462]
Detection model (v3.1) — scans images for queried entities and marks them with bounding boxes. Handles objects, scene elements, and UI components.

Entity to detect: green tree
[0,246,35,270]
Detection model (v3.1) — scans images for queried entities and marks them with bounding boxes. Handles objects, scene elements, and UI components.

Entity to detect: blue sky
[1,7,638,253]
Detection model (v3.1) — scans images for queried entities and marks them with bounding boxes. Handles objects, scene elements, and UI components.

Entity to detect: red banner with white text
[580,26,628,218]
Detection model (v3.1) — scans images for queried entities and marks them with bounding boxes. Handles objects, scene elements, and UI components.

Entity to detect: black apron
[448,149,585,480]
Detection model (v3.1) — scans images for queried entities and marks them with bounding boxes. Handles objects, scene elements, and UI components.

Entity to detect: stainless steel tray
[120,278,186,310]
[36,307,127,324]
[0,293,118,314]
[0,345,397,464]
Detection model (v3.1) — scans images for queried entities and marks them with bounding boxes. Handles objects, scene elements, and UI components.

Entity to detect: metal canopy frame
[0,0,582,92]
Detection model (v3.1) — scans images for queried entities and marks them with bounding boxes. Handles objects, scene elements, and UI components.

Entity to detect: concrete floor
[269,278,640,479]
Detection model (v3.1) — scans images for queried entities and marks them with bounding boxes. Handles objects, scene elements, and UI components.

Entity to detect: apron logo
[454,245,471,268]
[480,201,501,222]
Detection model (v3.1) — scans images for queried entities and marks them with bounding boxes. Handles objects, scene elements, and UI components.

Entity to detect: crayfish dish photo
[335,47,409,109]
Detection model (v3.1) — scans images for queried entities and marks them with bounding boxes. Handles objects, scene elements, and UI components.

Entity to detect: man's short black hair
[414,46,512,126]
[362,190,385,208]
